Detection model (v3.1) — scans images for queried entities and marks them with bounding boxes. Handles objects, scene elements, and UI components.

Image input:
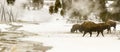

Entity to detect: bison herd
[71,20,117,37]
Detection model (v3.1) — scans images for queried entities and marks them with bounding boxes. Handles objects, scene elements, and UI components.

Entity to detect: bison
[80,21,96,37]
[80,21,110,37]
[71,24,82,33]
[105,20,117,33]
[95,23,110,37]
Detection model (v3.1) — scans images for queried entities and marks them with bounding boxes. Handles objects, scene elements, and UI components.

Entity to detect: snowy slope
[16,22,120,52]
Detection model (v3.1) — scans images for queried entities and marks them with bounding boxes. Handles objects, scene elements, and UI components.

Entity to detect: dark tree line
[110,0,120,21]
[49,0,120,21]
[22,0,44,10]
[49,0,61,14]
[49,0,72,15]
[6,0,15,5]
[97,0,108,21]
[99,0,120,21]
[32,0,44,10]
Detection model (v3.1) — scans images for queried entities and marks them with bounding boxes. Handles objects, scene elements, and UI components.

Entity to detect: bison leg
[109,28,112,34]
[79,29,83,33]
[82,31,87,37]
[101,31,104,37]
[107,27,111,34]
[89,32,92,37]
[96,31,100,37]
[75,30,78,33]
[114,25,116,31]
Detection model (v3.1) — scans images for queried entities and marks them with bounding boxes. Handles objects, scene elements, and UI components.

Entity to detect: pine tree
[54,6,58,13]
[98,0,108,21]
[49,5,54,14]
[111,0,120,21]
[49,0,61,14]
[55,0,61,8]
[60,9,65,16]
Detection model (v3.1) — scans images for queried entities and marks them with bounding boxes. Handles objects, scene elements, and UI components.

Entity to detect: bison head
[70,28,75,33]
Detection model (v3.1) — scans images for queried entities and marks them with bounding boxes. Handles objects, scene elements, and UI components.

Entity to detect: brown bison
[71,24,82,33]
[80,21,110,37]
[95,23,110,37]
[105,20,117,33]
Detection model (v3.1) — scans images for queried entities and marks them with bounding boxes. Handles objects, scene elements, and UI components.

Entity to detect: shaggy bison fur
[80,21,110,37]
[71,24,82,33]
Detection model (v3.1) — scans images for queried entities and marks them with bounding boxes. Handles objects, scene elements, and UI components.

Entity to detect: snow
[16,21,120,52]
[0,24,11,32]
[17,21,71,33]
[19,35,120,52]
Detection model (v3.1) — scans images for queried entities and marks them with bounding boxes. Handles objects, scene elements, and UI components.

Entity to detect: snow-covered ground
[15,20,120,52]
[20,37,120,52]
[0,20,120,52]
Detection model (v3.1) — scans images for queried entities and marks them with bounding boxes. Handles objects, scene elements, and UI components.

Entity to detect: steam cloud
[70,0,94,16]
